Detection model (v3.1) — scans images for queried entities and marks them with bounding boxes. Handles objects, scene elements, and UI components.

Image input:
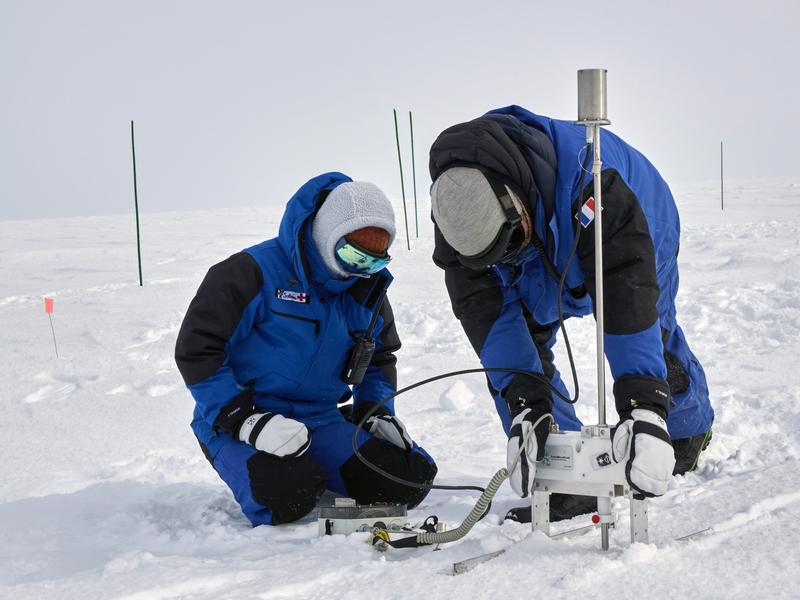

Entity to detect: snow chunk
[440,381,474,411]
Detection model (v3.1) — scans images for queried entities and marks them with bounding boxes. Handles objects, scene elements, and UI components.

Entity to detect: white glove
[366,414,413,451]
[506,408,549,497]
[612,409,676,497]
[237,412,311,458]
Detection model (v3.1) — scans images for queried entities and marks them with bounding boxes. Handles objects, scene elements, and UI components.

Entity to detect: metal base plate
[318,499,408,536]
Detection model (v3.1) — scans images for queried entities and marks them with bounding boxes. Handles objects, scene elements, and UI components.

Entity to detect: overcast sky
[2,0,798,220]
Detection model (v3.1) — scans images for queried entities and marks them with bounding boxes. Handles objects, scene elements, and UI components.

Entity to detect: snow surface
[2,177,800,599]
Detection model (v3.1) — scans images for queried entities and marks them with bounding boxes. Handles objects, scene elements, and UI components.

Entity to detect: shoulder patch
[276,289,310,304]
[575,196,602,228]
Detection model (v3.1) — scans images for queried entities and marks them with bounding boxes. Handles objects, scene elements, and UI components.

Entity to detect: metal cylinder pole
[578,68,611,551]
[577,69,609,427]
[592,123,610,551]
[598,495,611,550]
[593,124,605,427]
[578,70,608,128]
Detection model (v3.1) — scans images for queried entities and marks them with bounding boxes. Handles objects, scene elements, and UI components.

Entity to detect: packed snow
[1,177,799,599]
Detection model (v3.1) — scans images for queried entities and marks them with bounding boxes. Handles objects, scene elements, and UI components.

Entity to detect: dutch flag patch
[276,289,310,303]
[576,196,600,228]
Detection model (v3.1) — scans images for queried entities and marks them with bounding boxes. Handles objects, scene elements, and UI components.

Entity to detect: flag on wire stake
[44,297,59,358]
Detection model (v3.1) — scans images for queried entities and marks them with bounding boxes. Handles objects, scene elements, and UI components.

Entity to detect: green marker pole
[720,141,724,211]
[409,111,418,238]
[131,120,143,286]
[393,109,411,250]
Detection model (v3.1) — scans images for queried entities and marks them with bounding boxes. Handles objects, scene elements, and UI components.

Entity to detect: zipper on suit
[269,308,321,335]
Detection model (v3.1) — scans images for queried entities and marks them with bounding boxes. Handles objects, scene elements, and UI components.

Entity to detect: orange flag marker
[44,297,58,357]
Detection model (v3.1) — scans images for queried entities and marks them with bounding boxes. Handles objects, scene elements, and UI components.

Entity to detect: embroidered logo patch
[575,196,601,228]
[276,289,310,303]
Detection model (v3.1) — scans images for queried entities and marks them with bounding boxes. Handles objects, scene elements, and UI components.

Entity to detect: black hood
[429,114,558,257]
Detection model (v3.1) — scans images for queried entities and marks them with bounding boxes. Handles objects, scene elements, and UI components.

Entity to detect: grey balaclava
[431,167,506,258]
[312,181,397,278]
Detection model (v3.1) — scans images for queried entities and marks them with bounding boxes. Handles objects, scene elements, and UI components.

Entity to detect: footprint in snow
[23,383,77,403]
[107,385,130,396]
[125,324,180,350]
[147,384,178,397]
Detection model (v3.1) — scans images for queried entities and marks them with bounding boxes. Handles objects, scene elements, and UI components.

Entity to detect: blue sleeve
[175,251,266,429]
[604,321,666,380]
[187,294,266,426]
[480,286,544,397]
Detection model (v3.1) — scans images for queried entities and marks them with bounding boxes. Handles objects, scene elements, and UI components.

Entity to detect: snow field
[1,178,799,598]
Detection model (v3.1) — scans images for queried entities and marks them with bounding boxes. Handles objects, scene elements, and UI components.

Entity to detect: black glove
[503,375,552,497]
[612,376,675,498]
[213,389,257,434]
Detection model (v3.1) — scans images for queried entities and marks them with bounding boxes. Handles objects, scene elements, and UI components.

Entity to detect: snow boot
[504,493,598,524]
[672,429,712,475]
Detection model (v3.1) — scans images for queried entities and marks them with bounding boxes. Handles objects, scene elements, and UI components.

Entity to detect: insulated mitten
[503,375,553,498]
[612,375,674,498]
[353,402,414,451]
[237,412,311,458]
[612,409,675,497]
[365,414,413,451]
[506,407,551,497]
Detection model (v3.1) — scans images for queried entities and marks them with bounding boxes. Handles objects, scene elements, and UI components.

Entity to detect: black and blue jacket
[175,173,400,458]
[430,106,680,432]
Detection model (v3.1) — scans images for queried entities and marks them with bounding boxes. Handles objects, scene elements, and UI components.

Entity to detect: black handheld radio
[342,289,387,385]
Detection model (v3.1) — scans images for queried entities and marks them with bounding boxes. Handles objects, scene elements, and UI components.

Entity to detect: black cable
[365,288,387,337]
[353,143,595,501]
[352,366,573,494]
[554,141,594,404]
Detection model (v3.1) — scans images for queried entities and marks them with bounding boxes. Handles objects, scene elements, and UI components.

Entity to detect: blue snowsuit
[175,172,436,525]
[430,106,713,441]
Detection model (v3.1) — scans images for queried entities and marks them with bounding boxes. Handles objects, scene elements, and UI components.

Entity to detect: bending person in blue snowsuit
[175,174,437,526]
[429,106,713,520]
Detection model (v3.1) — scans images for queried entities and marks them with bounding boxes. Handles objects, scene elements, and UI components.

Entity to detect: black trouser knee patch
[246,451,326,524]
[338,403,354,423]
[664,350,690,395]
[340,438,437,509]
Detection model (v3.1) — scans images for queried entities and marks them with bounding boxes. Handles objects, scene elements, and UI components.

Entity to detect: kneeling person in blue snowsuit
[175,174,437,526]
[429,106,713,518]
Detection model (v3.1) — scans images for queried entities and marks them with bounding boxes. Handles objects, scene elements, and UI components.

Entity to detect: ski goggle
[335,238,392,277]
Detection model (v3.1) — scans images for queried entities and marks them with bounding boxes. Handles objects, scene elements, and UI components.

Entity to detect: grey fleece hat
[431,167,507,258]
[312,181,396,278]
